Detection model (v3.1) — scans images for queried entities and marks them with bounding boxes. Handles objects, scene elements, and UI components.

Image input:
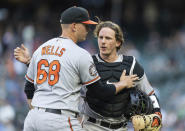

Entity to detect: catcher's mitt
[125,88,153,119]
[132,112,162,131]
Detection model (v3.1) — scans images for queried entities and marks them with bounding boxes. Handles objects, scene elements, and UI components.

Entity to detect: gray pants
[24,108,85,131]
[82,116,127,131]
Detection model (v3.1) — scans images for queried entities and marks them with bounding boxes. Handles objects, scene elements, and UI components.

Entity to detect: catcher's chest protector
[86,55,134,118]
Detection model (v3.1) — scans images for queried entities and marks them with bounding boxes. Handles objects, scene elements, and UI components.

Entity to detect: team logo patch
[89,63,97,76]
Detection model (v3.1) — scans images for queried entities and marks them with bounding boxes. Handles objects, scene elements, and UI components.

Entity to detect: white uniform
[24,37,100,131]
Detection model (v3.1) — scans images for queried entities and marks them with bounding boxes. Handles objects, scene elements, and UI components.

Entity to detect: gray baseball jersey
[25,37,100,113]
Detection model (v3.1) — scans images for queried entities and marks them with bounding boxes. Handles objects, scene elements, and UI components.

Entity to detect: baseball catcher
[125,88,162,131]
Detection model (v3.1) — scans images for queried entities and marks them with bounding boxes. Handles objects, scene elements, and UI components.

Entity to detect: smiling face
[98,27,121,57]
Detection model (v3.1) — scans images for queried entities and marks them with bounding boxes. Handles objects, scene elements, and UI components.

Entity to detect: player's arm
[86,70,139,100]
[24,52,35,110]
[137,73,161,112]
[133,74,162,130]
[132,58,161,113]
[86,80,116,100]
[137,74,161,114]
[14,44,31,66]
[132,59,162,129]
[24,80,35,109]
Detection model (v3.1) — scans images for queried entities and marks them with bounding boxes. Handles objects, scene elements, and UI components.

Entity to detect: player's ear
[71,23,77,32]
[116,41,121,48]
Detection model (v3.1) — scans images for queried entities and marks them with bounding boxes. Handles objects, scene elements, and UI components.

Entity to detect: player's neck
[60,33,77,43]
[100,53,119,63]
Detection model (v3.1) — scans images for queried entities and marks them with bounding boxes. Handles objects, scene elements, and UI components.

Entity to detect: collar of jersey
[58,36,69,39]
[98,54,123,63]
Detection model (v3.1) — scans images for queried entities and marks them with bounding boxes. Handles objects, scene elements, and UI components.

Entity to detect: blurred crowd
[0,0,185,130]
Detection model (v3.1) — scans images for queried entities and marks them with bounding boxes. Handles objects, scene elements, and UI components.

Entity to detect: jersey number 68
[36,59,60,86]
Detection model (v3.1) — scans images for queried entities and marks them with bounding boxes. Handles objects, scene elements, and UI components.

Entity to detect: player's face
[98,27,121,57]
[75,23,89,42]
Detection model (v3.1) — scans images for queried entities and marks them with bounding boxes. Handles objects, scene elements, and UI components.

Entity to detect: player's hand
[120,70,139,88]
[14,44,31,65]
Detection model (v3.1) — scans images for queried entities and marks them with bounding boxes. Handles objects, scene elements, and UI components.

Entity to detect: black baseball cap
[60,6,98,24]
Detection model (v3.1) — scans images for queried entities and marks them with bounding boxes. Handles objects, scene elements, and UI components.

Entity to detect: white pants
[23,108,85,131]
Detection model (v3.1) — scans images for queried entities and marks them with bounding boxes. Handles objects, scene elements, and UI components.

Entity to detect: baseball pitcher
[14,7,139,131]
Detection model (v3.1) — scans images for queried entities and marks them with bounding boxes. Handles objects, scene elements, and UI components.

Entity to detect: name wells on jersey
[41,45,66,57]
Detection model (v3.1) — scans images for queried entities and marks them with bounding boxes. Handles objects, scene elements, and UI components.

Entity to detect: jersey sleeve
[129,56,144,79]
[133,60,144,79]
[130,57,153,94]
[136,73,154,95]
[25,54,35,83]
[78,53,100,86]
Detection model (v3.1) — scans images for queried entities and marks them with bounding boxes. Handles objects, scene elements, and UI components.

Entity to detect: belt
[35,107,79,118]
[87,117,127,129]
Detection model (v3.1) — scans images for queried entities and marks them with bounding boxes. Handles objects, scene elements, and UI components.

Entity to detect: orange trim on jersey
[25,75,34,83]
[68,117,73,131]
[148,90,154,96]
[83,76,100,85]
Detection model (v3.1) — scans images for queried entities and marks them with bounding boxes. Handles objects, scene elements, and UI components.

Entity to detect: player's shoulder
[61,38,91,57]
[121,54,144,78]
[91,54,101,63]
[122,55,134,63]
[40,38,58,47]
[122,54,141,65]
[131,56,144,78]
[75,46,92,58]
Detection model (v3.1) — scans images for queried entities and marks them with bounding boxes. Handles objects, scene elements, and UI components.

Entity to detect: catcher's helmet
[125,88,153,119]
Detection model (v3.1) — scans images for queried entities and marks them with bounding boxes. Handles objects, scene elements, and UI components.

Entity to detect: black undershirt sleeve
[24,80,35,99]
[86,79,116,101]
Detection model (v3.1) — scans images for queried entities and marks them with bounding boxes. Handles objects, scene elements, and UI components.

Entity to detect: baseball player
[79,21,162,131]
[14,7,139,131]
